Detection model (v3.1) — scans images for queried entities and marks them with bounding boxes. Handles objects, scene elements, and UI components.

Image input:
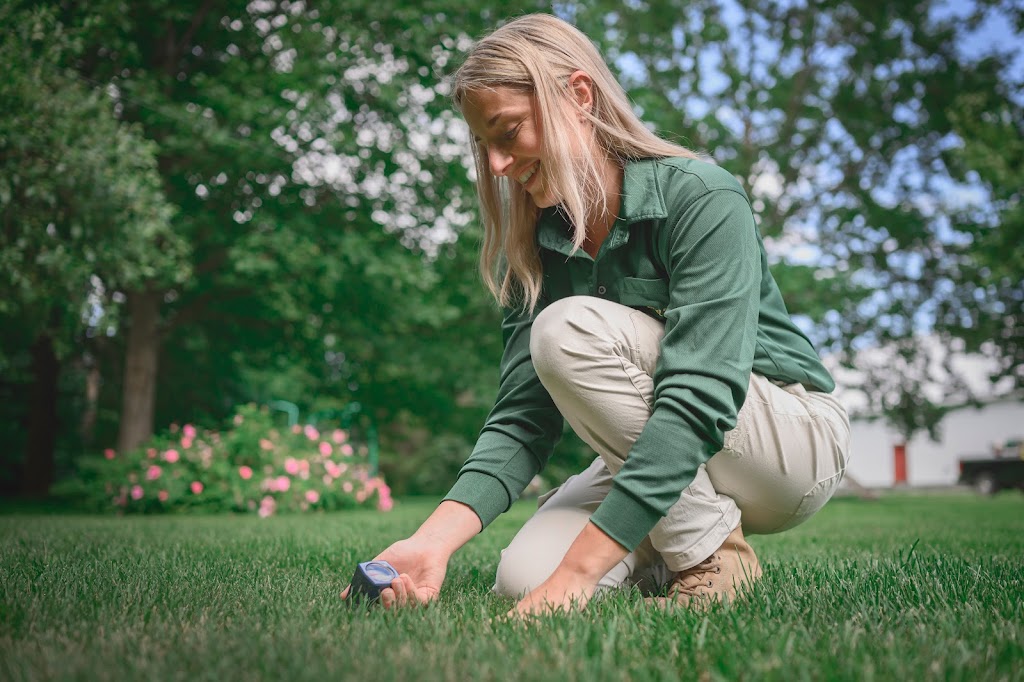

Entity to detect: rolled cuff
[443,471,512,531]
[588,483,664,552]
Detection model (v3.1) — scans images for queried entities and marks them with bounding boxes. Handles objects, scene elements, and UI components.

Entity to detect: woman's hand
[507,521,628,619]
[341,536,449,607]
[340,500,482,609]
[509,567,597,618]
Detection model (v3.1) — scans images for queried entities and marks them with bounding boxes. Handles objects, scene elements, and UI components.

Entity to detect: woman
[343,13,850,616]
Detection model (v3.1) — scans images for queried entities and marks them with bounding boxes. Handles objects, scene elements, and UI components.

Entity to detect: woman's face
[461,87,558,208]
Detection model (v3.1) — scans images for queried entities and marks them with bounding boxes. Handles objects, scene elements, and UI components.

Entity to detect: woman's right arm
[347,303,561,607]
[340,500,482,608]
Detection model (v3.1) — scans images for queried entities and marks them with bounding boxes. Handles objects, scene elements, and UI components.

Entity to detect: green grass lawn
[1,491,1022,681]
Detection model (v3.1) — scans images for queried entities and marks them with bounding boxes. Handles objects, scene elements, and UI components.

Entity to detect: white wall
[844,399,1024,488]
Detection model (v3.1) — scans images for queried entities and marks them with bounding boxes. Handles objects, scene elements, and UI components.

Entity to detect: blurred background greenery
[1,0,1020,500]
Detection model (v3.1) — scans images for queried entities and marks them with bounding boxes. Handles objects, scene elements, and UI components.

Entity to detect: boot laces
[668,554,722,597]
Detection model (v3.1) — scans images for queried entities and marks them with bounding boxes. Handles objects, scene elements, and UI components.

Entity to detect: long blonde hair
[452,13,698,314]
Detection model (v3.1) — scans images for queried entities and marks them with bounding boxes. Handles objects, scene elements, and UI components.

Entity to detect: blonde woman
[343,13,850,616]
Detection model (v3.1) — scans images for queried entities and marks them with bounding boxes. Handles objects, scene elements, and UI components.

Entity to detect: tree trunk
[116,289,163,453]
[22,334,59,497]
[79,353,100,444]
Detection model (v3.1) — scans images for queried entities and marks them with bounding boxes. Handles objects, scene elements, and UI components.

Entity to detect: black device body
[348,560,400,605]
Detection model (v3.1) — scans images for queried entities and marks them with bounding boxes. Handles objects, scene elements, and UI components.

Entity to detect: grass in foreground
[1,491,1022,681]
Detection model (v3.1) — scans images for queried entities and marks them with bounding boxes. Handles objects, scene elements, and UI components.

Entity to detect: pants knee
[530,296,604,383]
[493,548,557,598]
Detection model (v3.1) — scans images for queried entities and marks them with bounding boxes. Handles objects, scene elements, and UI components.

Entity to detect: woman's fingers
[380,574,423,609]
[345,571,427,610]
[401,573,418,603]
[385,573,405,606]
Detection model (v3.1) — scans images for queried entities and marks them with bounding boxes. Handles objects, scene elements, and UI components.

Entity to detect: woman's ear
[567,70,595,115]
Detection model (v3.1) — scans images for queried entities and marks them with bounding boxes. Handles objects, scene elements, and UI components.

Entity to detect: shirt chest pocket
[619,276,670,313]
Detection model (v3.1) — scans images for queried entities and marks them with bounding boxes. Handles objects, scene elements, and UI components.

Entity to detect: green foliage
[3,0,1023,494]
[52,404,392,515]
[564,0,1023,437]
[944,87,1024,385]
[0,4,187,360]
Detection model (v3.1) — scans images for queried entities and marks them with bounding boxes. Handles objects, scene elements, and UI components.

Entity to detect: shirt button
[597,285,607,295]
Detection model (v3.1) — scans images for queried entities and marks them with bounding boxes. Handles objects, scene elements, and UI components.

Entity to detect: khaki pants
[494,296,850,597]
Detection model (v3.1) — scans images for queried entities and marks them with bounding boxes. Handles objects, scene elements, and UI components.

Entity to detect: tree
[0,4,188,494]
[21,0,532,458]
[564,0,1022,438]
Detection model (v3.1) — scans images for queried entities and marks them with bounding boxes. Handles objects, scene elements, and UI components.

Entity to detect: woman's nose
[487,147,514,177]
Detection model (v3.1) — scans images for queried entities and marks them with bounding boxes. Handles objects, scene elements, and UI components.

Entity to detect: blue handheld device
[348,560,400,605]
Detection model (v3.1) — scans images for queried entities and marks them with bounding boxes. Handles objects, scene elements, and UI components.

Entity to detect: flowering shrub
[56,404,393,516]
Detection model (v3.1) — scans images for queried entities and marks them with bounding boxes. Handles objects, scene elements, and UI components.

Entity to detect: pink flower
[303,425,320,441]
[323,475,333,485]
[290,424,302,434]
[146,465,162,481]
[276,476,290,491]
[180,437,193,449]
[164,449,180,463]
[104,448,116,460]
[378,494,394,512]
[331,429,348,444]
[158,490,169,502]
[169,423,180,433]
[130,485,144,500]
[259,438,274,451]
[183,424,197,440]
[147,448,157,459]
[355,490,367,503]
[258,496,276,518]
[284,458,300,475]
[341,444,354,457]
[190,481,204,495]
[305,490,320,504]
[342,481,354,493]
[319,441,333,457]
[238,466,253,480]
[234,414,244,426]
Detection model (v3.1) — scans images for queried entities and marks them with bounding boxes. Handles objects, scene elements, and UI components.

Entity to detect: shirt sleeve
[443,303,565,529]
[589,187,762,551]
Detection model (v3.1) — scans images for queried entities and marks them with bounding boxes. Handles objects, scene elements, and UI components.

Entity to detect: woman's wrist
[556,521,630,583]
[411,500,483,558]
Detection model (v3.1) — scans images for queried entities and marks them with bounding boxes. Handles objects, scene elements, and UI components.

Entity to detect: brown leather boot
[646,524,762,608]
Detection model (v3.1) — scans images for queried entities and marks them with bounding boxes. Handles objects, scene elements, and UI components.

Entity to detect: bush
[54,404,392,516]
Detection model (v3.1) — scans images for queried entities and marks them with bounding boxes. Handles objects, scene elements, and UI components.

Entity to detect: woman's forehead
[461,88,535,129]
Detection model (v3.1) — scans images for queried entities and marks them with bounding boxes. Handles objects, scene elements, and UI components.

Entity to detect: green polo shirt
[444,156,835,552]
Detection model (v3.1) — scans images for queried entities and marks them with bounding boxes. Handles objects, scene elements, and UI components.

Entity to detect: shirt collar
[536,158,668,253]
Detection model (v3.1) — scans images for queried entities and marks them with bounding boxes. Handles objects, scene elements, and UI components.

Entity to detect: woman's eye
[503,125,521,140]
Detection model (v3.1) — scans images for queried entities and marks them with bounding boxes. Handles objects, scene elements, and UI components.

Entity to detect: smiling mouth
[518,163,538,186]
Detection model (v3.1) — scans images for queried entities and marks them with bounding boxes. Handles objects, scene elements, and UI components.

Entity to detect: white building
[844,398,1024,487]
[825,337,1023,488]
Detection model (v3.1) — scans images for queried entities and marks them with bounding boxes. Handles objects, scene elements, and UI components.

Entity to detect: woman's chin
[528,188,558,209]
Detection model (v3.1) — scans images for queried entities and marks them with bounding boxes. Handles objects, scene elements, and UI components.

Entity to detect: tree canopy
[1,0,1021,494]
